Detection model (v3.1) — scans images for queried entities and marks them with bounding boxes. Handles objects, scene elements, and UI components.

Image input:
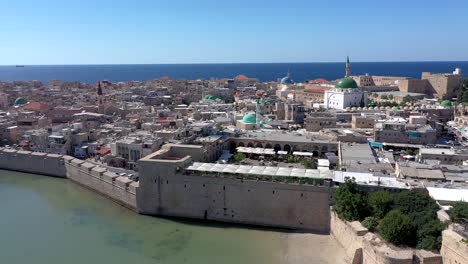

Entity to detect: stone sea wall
[0,148,138,210]
[330,211,442,264]
[64,156,138,210]
[0,148,66,177]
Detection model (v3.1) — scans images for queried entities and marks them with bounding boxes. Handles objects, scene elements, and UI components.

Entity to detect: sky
[1,0,467,65]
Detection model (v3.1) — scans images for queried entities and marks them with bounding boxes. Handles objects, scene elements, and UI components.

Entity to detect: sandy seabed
[281,233,348,264]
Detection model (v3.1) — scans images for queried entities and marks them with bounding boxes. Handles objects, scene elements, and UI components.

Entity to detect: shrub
[233,153,246,163]
[379,210,415,246]
[449,201,468,223]
[368,191,393,219]
[302,159,317,169]
[362,216,378,232]
[393,191,439,217]
[416,219,444,250]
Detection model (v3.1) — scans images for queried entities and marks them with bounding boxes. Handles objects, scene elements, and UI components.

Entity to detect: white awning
[292,151,313,157]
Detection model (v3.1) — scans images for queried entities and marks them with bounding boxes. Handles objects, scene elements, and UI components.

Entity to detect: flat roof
[427,187,468,202]
[235,130,334,144]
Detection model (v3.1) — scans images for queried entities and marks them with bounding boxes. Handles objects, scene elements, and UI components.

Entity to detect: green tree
[233,153,246,163]
[381,95,388,100]
[401,95,415,105]
[379,210,415,246]
[287,155,299,163]
[302,159,318,169]
[368,191,393,219]
[362,216,378,232]
[392,191,439,217]
[334,178,369,221]
[449,201,468,223]
[416,219,444,250]
[388,94,394,100]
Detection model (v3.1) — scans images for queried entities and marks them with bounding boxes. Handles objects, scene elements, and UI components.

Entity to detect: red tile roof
[234,74,250,81]
[160,76,171,81]
[22,102,49,111]
[98,148,111,156]
[310,78,329,84]
[304,88,325,94]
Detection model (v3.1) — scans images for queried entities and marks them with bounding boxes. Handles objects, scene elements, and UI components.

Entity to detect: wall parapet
[0,148,138,211]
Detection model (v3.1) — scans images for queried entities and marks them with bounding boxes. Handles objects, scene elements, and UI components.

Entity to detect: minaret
[201,83,205,101]
[97,81,103,105]
[256,98,261,130]
[345,56,351,77]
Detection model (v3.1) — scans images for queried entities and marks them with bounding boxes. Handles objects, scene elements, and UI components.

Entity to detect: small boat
[15,65,25,67]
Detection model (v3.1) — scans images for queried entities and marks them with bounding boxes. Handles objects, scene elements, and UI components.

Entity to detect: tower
[201,83,205,101]
[97,81,103,105]
[255,98,261,130]
[345,56,351,77]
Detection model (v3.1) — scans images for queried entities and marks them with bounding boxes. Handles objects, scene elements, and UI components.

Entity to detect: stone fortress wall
[137,145,332,233]
[0,148,67,177]
[0,147,138,210]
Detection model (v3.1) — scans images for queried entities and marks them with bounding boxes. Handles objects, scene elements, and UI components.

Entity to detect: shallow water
[0,170,346,264]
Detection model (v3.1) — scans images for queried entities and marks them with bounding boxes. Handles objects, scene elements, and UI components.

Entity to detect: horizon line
[2,60,468,67]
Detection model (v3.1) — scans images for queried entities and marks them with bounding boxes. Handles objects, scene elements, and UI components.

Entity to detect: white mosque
[324,57,367,110]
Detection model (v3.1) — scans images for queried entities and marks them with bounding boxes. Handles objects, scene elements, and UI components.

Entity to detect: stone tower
[346,56,351,77]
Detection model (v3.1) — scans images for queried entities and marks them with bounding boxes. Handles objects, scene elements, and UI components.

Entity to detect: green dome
[205,95,219,101]
[242,113,257,124]
[14,97,27,105]
[335,77,358,89]
[440,100,452,107]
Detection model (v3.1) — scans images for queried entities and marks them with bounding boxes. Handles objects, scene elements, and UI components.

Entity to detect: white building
[324,57,368,110]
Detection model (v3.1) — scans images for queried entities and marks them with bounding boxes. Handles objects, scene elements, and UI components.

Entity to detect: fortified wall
[441,225,468,264]
[0,148,66,177]
[137,144,332,233]
[0,148,138,210]
[330,211,442,264]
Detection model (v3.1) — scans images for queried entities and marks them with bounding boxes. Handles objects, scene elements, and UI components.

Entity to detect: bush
[393,191,439,217]
[416,219,444,250]
[362,216,378,232]
[368,191,393,219]
[233,153,246,163]
[449,201,468,223]
[302,159,317,169]
[379,210,415,246]
[334,178,369,221]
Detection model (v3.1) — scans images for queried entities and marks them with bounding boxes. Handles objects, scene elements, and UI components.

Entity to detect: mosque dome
[242,113,257,124]
[205,95,219,101]
[335,77,358,89]
[14,97,27,105]
[441,100,453,107]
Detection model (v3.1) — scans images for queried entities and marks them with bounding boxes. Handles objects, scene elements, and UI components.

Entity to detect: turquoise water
[0,170,286,264]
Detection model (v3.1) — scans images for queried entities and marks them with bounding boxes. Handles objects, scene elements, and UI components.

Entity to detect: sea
[0,61,467,84]
[0,170,347,264]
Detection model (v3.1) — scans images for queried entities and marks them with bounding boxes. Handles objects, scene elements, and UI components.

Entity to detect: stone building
[324,58,368,110]
[305,112,337,132]
[374,122,437,144]
[352,115,376,129]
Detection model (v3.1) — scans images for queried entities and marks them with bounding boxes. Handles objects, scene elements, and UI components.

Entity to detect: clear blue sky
[1,0,467,65]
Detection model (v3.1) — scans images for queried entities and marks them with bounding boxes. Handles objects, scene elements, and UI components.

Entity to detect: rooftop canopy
[185,162,332,178]
[236,147,275,155]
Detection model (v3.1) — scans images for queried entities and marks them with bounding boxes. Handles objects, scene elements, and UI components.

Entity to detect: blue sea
[0,62,466,84]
